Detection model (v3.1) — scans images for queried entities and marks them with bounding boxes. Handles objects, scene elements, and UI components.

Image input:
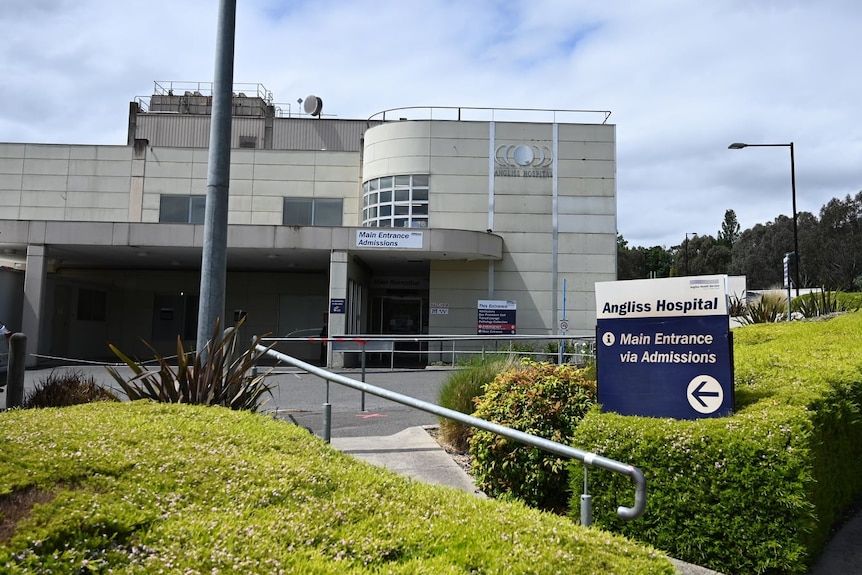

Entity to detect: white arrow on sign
[686,375,723,414]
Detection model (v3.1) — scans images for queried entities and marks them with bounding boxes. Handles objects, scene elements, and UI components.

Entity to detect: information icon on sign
[602,332,615,346]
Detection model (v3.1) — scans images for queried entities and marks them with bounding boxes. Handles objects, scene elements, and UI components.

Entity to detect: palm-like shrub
[793,289,859,318]
[24,369,118,408]
[106,318,274,412]
[728,295,747,317]
[739,292,787,324]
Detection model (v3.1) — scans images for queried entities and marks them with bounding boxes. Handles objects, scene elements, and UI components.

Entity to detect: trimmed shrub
[568,312,862,575]
[23,369,118,408]
[436,355,513,451]
[469,359,597,512]
[569,409,814,574]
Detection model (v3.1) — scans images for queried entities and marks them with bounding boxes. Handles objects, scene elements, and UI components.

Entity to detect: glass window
[361,175,430,228]
[283,198,313,226]
[189,197,206,223]
[283,198,342,226]
[159,195,206,223]
[314,199,343,226]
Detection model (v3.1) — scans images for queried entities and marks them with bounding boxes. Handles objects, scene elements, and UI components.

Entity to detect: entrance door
[375,296,425,367]
[382,297,422,335]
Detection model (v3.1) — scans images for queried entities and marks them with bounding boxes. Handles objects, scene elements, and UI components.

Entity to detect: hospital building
[0,83,617,367]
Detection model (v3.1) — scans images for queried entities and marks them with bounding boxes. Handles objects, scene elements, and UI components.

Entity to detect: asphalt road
[263,367,450,436]
[8,365,453,438]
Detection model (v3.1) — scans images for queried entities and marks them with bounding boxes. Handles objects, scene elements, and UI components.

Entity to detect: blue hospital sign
[595,275,734,419]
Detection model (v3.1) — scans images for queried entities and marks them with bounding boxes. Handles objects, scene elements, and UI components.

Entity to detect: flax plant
[106,317,274,412]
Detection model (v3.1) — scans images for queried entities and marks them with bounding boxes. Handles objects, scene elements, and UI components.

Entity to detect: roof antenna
[303,95,323,117]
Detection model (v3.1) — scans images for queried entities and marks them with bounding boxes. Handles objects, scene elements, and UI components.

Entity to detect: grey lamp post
[728,142,799,297]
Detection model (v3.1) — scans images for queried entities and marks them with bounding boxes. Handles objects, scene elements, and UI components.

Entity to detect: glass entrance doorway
[371,296,426,367]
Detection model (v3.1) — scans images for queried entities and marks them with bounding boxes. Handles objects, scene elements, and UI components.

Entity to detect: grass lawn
[1,401,675,574]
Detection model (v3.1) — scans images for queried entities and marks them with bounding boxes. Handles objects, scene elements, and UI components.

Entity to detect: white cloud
[2,0,860,248]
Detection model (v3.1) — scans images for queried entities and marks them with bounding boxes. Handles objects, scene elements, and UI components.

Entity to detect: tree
[675,234,729,276]
[810,192,862,290]
[617,235,644,280]
[729,216,795,288]
[718,209,741,248]
[644,245,673,278]
[617,235,673,280]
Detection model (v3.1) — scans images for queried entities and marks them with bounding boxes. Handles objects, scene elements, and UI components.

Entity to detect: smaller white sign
[356,230,423,249]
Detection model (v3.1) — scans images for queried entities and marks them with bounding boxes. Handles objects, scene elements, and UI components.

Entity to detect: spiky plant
[739,293,787,324]
[23,369,118,408]
[106,317,274,412]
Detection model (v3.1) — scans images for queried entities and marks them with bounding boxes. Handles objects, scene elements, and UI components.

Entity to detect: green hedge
[0,402,677,574]
[568,312,862,575]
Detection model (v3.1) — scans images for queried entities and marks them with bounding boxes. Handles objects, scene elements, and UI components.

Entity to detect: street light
[728,142,799,297]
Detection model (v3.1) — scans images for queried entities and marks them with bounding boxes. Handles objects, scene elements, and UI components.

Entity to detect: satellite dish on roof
[303,95,323,116]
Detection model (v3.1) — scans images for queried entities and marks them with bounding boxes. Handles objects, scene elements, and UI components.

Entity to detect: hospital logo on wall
[494,144,553,178]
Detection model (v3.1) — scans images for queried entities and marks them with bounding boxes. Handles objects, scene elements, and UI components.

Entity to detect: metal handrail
[367,105,613,124]
[255,344,646,522]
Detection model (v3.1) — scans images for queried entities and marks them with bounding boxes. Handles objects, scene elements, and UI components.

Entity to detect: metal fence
[260,334,597,370]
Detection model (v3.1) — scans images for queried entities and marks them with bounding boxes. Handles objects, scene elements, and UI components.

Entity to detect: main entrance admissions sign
[595,275,734,419]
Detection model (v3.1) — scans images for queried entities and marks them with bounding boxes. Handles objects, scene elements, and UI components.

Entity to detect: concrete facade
[0,91,616,367]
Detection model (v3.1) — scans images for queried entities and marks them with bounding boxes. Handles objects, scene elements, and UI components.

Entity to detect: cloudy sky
[2,0,860,248]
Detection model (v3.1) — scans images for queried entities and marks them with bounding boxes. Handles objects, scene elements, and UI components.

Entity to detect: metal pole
[559,278,567,365]
[580,466,593,527]
[790,142,800,298]
[784,253,792,321]
[5,333,26,408]
[322,380,331,442]
[323,402,332,443]
[196,0,236,357]
[360,343,367,412]
[729,142,800,297]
